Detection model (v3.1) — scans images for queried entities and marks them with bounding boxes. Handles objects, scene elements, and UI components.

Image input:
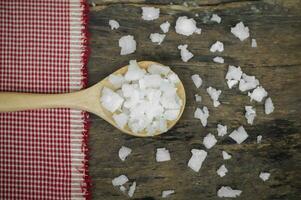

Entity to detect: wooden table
[87,0,301,199]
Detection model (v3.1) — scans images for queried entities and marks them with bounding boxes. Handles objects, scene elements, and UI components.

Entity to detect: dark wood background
[86,0,301,199]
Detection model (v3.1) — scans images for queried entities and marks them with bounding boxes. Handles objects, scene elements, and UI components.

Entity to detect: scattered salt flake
[265,97,274,114]
[217,164,228,177]
[195,94,202,102]
[210,41,224,52]
[160,21,170,33]
[141,7,160,21]
[222,151,232,160]
[217,186,242,198]
[128,181,136,197]
[101,87,124,113]
[195,13,199,17]
[191,74,202,88]
[259,172,271,181]
[217,124,227,137]
[231,22,250,41]
[150,33,166,45]
[213,56,224,64]
[113,113,128,129]
[251,38,257,48]
[175,16,201,36]
[112,175,129,186]
[257,135,262,144]
[211,14,221,23]
[156,148,171,162]
[245,106,256,125]
[248,86,268,102]
[109,19,120,30]
[229,126,248,144]
[108,74,125,89]
[207,87,222,107]
[119,35,136,55]
[225,65,243,88]
[178,44,194,62]
[203,133,217,149]
[118,146,132,161]
[188,149,207,172]
[194,106,209,127]
[162,190,175,198]
[239,73,260,92]
[119,185,126,192]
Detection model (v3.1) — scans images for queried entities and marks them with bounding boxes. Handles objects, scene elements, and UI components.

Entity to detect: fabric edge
[69,0,91,199]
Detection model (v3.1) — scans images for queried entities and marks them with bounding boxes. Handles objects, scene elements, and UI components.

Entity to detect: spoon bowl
[0,61,186,137]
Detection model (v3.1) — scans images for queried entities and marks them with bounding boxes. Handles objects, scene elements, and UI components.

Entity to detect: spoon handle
[0,91,88,113]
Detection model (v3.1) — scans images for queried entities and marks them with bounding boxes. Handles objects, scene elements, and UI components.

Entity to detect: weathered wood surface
[87,0,301,199]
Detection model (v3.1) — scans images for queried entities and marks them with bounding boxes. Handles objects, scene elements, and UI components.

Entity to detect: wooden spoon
[0,61,186,137]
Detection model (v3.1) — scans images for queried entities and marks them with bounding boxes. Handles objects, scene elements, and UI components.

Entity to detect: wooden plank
[87,0,301,199]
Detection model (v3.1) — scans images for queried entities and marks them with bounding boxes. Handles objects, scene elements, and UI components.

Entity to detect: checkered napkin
[0,0,90,199]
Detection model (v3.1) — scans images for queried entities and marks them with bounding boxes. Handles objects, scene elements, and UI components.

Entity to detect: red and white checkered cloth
[0,0,90,199]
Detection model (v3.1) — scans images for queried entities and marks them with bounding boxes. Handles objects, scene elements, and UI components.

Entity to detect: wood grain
[87,0,301,199]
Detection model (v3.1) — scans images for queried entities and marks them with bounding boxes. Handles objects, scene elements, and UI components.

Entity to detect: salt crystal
[245,106,256,125]
[210,14,221,23]
[112,175,129,186]
[210,41,224,52]
[229,126,249,144]
[156,148,171,162]
[118,146,132,161]
[203,133,217,149]
[187,149,207,172]
[251,38,257,48]
[124,60,145,81]
[265,97,274,114]
[109,19,120,30]
[217,164,228,177]
[162,190,175,198]
[119,35,136,55]
[259,172,270,181]
[164,109,180,121]
[191,74,202,88]
[175,16,201,36]
[108,74,125,89]
[141,7,160,21]
[119,185,126,192]
[248,86,268,102]
[217,124,227,137]
[217,186,242,198]
[213,56,224,64]
[148,64,170,76]
[160,21,170,33]
[128,181,136,197]
[207,87,222,107]
[239,73,260,92]
[222,151,232,160]
[195,94,202,102]
[178,44,194,62]
[225,65,243,88]
[231,22,250,41]
[150,33,166,45]
[167,73,180,84]
[113,113,128,129]
[194,106,209,127]
[100,87,124,113]
[257,135,262,144]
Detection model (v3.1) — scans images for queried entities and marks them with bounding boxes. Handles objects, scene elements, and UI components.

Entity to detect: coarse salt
[231,22,250,41]
[188,149,207,172]
[191,74,202,88]
[141,7,160,21]
[119,35,137,55]
[175,16,201,36]
[194,106,209,127]
[229,126,248,144]
[109,19,120,30]
[203,133,217,149]
[178,44,194,62]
